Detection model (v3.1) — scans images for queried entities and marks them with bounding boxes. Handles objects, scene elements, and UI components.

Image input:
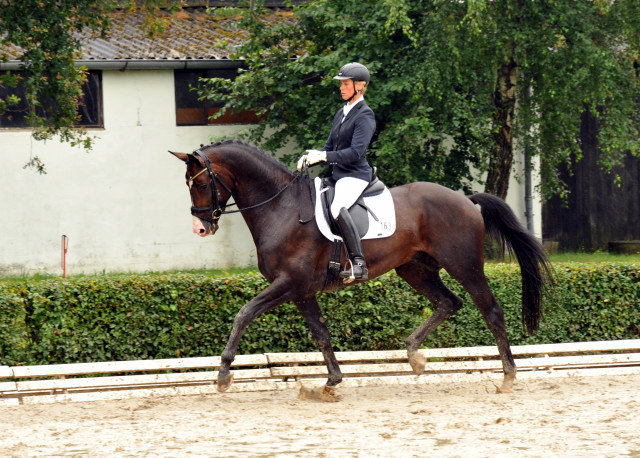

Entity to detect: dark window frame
[0,70,103,129]
[174,68,259,126]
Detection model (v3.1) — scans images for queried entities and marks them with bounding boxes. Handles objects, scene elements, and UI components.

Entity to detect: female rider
[297,62,376,281]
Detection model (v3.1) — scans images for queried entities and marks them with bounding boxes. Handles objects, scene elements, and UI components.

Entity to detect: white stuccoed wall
[0,68,539,277]
[0,69,258,276]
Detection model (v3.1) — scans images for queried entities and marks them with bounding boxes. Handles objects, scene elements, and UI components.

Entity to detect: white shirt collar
[342,96,364,119]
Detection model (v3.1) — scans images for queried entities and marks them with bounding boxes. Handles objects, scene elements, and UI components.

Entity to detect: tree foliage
[203,0,640,198]
[0,0,117,170]
[0,0,180,172]
[2,0,638,193]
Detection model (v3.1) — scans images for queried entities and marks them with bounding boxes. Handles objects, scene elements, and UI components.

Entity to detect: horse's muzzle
[192,216,218,237]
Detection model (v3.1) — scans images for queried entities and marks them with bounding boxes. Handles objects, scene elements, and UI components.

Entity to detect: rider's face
[339,79,365,102]
[340,79,357,101]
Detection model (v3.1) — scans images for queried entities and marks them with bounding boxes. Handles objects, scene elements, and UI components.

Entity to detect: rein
[189,148,301,224]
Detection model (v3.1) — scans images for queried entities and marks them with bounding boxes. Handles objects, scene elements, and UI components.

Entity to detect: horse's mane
[206,139,293,176]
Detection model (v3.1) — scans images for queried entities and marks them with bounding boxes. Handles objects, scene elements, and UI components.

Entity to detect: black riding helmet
[333,62,370,86]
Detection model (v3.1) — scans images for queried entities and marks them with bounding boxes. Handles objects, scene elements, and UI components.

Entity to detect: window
[76,71,103,127]
[174,69,260,125]
[0,71,103,128]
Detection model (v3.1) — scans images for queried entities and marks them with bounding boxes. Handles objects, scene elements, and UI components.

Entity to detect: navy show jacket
[323,100,376,182]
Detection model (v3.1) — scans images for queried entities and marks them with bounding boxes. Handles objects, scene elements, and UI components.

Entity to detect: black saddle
[320,177,386,238]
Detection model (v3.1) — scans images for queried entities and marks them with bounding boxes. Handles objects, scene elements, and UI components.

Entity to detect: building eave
[0,58,245,71]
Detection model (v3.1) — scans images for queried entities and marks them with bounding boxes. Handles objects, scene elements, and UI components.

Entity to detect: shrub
[0,262,638,366]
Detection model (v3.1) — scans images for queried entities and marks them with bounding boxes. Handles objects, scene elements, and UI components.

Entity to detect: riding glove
[296,154,308,171]
[296,150,327,170]
[305,149,327,165]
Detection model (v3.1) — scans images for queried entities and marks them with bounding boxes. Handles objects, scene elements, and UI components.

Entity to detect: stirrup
[340,258,368,284]
[341,259,356,285]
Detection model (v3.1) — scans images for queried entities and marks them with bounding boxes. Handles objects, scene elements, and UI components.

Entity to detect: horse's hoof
[496,372,515,393]
[298,384,342,402]
[320,385,342,401]
[408,351,426,375]
[217,372,234,392]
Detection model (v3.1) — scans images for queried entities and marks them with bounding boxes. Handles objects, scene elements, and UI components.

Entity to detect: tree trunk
[485,57,517,200]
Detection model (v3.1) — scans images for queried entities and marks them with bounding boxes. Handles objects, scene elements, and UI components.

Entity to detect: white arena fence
[2,339,640,405]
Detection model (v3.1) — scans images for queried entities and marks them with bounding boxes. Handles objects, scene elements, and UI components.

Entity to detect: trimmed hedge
[1,262,639,366]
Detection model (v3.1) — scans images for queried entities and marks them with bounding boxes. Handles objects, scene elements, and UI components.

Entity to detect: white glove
[297,154,308,171]
[305,149,327,166]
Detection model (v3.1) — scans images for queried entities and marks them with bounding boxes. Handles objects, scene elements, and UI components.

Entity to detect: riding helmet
[333,62,370,86]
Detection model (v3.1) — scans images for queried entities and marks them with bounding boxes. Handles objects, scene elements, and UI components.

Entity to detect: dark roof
[1,7,292,70]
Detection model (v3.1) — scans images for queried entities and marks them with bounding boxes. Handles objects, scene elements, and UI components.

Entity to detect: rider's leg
[330,177,369,283]
[330,177,369,219]
[335,207,368,282]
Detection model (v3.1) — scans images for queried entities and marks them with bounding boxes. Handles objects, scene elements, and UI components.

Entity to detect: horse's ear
[169,151,190,163]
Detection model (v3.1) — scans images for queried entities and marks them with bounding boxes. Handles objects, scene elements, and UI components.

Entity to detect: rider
[297,62,376,281]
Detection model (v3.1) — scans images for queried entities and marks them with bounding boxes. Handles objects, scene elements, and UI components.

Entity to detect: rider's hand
[296,154,308,171]
[305,149,327,166]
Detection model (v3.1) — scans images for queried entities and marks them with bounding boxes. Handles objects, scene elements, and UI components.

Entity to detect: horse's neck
[221,150,293,206]
[219,151,299,249]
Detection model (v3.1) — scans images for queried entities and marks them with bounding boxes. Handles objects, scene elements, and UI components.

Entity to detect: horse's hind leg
[458,276,516,393]
[396,259,464,375]
[443,247,517,392]
[399,258,517,393]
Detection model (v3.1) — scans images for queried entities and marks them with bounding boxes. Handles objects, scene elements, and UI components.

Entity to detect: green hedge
[1,262,638,366]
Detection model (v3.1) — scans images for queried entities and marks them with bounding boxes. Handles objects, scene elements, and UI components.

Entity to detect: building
[0,6,540,277]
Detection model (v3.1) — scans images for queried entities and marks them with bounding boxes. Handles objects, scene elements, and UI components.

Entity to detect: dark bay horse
[170,140,552,395]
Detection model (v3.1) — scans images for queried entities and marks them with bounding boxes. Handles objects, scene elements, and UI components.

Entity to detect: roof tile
[2,8,291,62]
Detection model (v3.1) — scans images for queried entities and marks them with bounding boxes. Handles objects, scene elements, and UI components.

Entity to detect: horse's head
[170,149,233,237]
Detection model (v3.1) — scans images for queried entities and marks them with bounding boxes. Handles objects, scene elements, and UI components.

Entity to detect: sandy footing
[2,374,640,457]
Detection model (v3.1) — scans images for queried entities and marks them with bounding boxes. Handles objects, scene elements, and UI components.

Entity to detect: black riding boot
[336,207,368,283]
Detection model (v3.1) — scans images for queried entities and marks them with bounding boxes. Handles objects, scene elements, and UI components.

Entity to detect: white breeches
[330,177,370,219]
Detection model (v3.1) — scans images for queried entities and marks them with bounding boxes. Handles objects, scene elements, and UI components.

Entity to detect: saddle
[320,176,387,238]
[314,176,395,287]
[313,177,395,242]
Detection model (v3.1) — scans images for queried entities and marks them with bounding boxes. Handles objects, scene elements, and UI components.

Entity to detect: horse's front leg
[217,279,293,392]
[294,295,342,387]
[293,295,344,402]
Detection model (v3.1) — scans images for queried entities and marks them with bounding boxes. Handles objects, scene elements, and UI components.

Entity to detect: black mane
[204,140,293,176]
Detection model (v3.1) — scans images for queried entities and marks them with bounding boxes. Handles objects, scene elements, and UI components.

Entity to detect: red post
[61,235,69,278]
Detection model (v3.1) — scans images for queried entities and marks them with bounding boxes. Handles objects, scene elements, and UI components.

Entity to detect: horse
[170,139,553,396]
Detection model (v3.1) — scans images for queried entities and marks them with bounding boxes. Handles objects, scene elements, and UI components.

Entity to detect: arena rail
[2,339,640,405]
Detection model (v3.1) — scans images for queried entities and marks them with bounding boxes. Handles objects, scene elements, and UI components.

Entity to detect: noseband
[187,147,301,225]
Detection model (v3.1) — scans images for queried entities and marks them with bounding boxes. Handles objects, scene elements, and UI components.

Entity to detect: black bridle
[188,149,231,224]
[188,147,301,225]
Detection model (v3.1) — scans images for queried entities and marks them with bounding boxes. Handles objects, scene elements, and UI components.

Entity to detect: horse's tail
[468,193,554,335]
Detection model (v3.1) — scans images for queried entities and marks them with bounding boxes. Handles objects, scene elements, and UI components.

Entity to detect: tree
[0,1,117,171]
[0,0,180,172]
[202,0,640,199]
[462,0,640,199]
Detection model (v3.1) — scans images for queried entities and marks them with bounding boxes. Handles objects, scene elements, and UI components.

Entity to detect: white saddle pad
[314,177,396,241]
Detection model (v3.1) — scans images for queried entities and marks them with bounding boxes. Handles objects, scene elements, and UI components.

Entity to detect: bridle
[188,149,231,224]
[187,147,301,225]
